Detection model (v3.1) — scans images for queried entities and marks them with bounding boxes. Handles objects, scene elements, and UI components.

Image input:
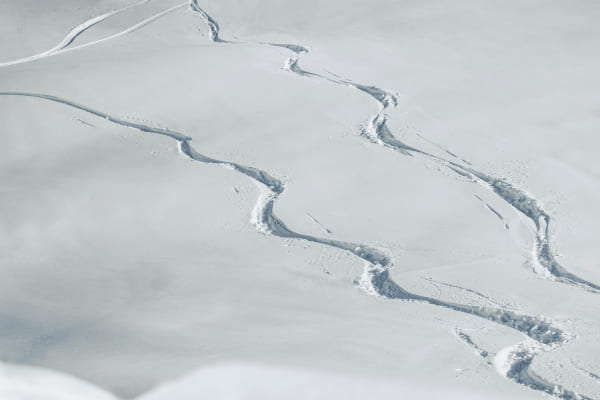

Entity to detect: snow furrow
[186,6,596,398]
[189,0,227,43]
[573,362,600,386]
[283,53,600,294]
[468,170,600,292]
[454,330,491,361]
[0,91,569,350]
[59,3,188,56]
[189,1,309,54]
[264,43,309,54]
[473,195,508,229]
[496,342,594,400]
[0,0,150,68]
[424,277,507,308]
[1,3,593,397]
[283,55,597,399]
[0,2,186,68]
[370,269,562,345]
[306,213,333,235]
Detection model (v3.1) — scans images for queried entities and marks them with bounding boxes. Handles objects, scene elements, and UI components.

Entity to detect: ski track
[498,342,594,400]
[424,277,507,309]
[282,54,598,400]
[454,329,491,361]
[190,0,309,52]
[0,91,567,352]
[187,4,598,398]
[0,0,186,68]
[58,2,188,55]
[573,362,600,385]
[306,213,333,235]
[0,0,149,68]
[282,51,600,294]
[473,194,509,229]
[416,133,472,166]
[264,42,309,54]
[0,86,583,398]
[76,118,95,127]
[1,2,597,399]
[190,0,227,43]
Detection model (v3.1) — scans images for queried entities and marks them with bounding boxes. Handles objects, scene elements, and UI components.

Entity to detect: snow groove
[497,342,594,400]
[190,0,227,43]
[59,2,188,55]
[0,1,186,68]
[281,55,597,399]
[187,6,597,398]
[424,277,508,308]
[573,362,600,385]
[469,170,600,292]
[454,330,491,361]
[0,91,565,344]
[264,43,309,54]
[0,0,150,68]
[307,213,333,235]
[370,269,562,345]
[1,89,585,397]
[283,52,600,294]
[474,194,509,229]
[2,3,596,398]
[189,2,310,57]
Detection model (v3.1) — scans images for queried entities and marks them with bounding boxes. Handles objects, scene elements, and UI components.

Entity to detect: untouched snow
[1,0,599,399]
[0,362,117,400]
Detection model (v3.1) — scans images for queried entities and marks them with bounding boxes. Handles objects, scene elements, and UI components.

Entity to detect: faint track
[283,54,598,400]
[424,277,508,308]
[454,329,491,361]
[473,194,509,229]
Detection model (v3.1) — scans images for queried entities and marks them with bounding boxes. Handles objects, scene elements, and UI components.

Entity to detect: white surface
[1,1,599,399]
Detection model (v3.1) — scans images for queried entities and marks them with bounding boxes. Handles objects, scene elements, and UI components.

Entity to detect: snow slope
[1,0,599,399]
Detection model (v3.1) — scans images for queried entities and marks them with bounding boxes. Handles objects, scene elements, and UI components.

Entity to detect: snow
[1,0,599,399]
[0,362,117,400]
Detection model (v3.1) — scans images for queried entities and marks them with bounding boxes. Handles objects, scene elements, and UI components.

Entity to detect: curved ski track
[283,51,599,400]
[0,1,597,398]
[188,4,599,399]
[0,0,186,68]
[0,88,584,398]
[0,90,567,351]
[282,55,600,294]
